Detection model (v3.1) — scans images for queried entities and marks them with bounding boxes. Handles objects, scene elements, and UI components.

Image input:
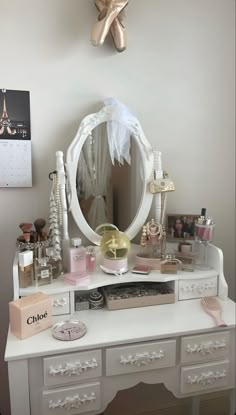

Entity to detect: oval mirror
[66,100,154,245]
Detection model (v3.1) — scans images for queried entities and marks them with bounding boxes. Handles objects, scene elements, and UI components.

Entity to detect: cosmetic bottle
[68,238,86,273]
[86,246,96,273]
[46,247,63,279]
[18,250,34,288]
[34,257,52,286]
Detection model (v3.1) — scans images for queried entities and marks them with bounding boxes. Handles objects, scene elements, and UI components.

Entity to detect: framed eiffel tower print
[0,89,32,187]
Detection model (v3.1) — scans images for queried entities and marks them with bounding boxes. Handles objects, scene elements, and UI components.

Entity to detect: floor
[103,383,231,415]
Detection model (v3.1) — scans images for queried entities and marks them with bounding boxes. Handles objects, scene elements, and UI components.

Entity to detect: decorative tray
[102,282,175,310]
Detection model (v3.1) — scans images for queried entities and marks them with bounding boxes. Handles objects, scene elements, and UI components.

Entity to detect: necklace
[146,220,162,239]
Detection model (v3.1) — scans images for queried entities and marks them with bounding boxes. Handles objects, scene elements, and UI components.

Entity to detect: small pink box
[64,271,89,285]
[9,292,52,340]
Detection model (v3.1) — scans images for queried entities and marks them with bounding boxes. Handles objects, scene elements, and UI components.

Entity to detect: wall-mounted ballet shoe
[91,0,128,47]
[95,0,127,52]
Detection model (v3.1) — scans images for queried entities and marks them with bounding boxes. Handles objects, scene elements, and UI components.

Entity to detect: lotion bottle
[68,238,86,273]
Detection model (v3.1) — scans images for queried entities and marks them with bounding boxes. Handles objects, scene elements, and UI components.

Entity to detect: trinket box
[74,292,90,311]
[89,291,104,310]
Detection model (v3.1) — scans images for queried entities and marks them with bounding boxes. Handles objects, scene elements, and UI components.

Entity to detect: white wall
[0,1,235,414]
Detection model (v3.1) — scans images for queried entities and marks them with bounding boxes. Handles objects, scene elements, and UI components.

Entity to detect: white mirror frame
[66,104,154,245]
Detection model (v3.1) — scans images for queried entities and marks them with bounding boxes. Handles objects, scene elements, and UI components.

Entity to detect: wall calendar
[0,89,32,187]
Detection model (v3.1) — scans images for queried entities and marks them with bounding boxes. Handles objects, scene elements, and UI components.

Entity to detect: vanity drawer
[42,382,101,415]
[180,360,229,394]
[106,340,176,376]
[181,331,230,364]
[51,292,70,316]
[178,276,218,300]
[43,350,102,386]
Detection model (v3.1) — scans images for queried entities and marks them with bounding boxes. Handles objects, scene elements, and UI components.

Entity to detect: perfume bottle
[46,247,63,279]
[86,246,96,273]
[68,238,86,273]
[18,250,34,288]
[34,257,52,286]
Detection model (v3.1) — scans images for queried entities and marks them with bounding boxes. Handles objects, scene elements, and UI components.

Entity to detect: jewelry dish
[51,320,87,341]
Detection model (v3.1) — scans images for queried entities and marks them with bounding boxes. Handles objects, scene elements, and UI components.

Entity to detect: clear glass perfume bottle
[34,257,53,286]
[46,247,63,279]
[86,246,96,273]
[18,250,34,288]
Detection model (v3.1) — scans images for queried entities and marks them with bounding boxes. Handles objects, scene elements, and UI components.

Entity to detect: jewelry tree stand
[136,150,171,269]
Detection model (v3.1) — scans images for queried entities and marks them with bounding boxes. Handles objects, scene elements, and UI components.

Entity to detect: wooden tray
[102,283,175,311]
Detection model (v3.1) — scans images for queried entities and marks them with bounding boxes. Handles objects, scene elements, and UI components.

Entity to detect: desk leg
[191,396,200,415]
[8,359,30,415]
[229,388,235,415]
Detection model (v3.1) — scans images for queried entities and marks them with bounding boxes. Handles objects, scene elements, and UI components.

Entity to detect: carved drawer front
[178,276,218,300]
[43,350,102,386]
[51,292,70,316]
[181,331,230,364]
[180,360,229,394]
[106,340,176,376]
[42,382,101,415]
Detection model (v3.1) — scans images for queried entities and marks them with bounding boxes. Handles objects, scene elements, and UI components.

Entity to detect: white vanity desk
[5,244,236,415]
[5,101,235,415]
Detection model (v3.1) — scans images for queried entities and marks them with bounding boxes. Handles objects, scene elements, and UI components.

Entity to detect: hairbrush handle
[214,314,228,327]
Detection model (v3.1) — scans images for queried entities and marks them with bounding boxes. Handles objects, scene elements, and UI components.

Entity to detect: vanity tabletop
[5,297,235,362]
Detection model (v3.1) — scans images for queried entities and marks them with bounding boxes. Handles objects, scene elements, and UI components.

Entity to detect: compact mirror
[66,100,154,245]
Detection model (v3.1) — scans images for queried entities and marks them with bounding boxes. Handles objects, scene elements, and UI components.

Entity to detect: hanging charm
[149,171,175,194]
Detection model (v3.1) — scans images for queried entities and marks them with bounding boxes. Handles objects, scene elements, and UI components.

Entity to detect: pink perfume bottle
[86,246,96,273]
[68,238,86,273]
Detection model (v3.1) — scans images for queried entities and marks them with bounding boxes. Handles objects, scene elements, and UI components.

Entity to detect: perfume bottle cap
[18,250,33,267]
[86,245,95,254]
[39,257,48,266]
[46,247,54,257]
[201,208,206,217]
[71,238,82,248]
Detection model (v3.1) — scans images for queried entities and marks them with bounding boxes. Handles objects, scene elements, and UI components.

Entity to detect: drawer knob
[186,339,227,355]
[187,369,226,386]
[52,298,67,308]
[49,358,98,376]
[120,350,164,366]
[48,392,96,409]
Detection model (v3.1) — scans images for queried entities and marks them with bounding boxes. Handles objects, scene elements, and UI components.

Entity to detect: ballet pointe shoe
[95,0,127,52]
[91,0,128,47]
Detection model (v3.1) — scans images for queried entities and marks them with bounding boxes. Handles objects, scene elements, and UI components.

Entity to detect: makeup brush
[34,218,46,241]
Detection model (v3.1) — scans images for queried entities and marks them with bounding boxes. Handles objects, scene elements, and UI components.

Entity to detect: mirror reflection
[76,123,143,232]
